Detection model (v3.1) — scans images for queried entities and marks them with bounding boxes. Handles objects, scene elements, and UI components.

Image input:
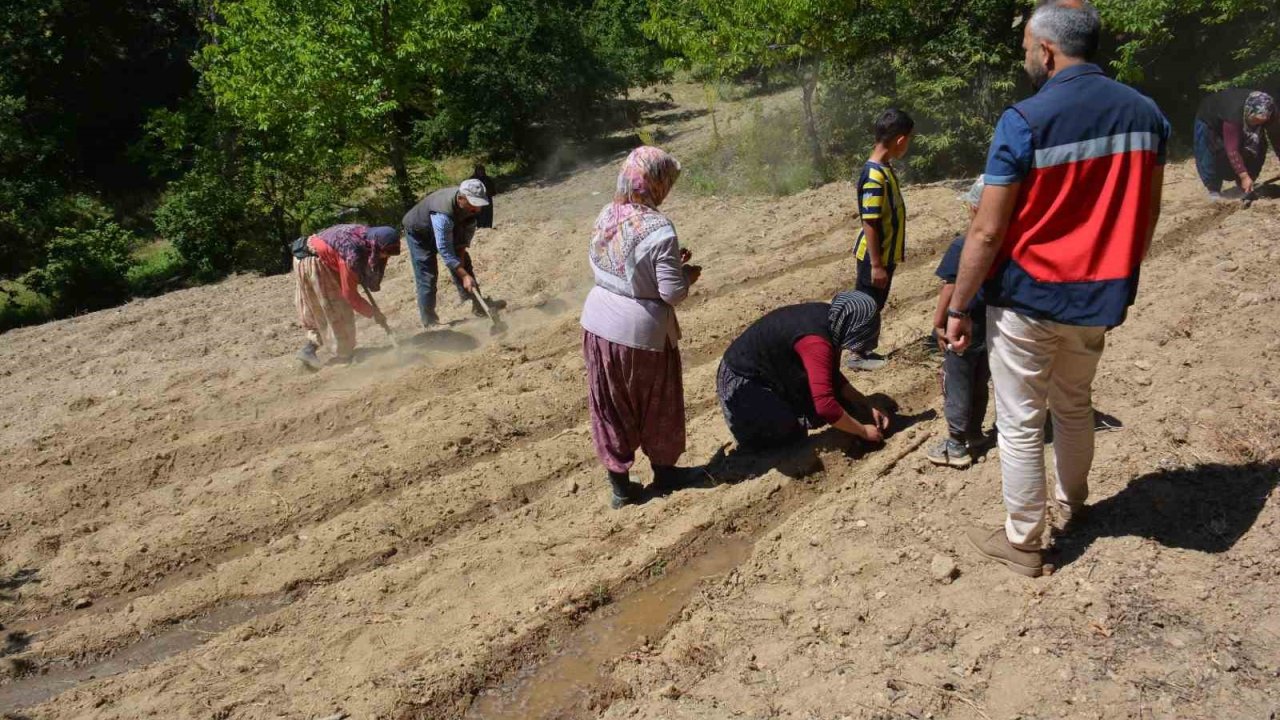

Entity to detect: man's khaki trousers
[988,306,1107,550]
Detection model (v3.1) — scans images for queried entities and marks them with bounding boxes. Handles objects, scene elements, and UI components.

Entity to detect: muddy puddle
[466,537,753,720]
[0,596,287,711]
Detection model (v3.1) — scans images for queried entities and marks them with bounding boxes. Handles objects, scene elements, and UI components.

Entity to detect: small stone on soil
[931,555,959,583]
[73,597,93,609]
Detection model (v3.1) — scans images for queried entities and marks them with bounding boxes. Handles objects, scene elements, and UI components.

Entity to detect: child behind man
[928,178,992,468]
[848,109,915,372]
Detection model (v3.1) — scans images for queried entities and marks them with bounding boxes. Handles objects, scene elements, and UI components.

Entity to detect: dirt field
[2,83,1278,720]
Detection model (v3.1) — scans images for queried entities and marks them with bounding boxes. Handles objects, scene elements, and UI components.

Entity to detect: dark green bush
[153,169,262,282]
[23,220,137,315]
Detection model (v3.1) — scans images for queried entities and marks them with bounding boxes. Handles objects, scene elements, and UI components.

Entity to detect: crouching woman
[717,291,891,449]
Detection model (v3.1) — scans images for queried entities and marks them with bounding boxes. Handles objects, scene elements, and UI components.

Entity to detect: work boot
[927,437,972,469]
[422,312,442,328]
[965,526,1046,578]
[296,342,323,371]
[608,470,644,510]
[845,351,887,372]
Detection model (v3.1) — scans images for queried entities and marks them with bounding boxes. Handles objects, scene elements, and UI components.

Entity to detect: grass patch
[0,280,53,333]
[684,102,820,197]
[127,241,187,297]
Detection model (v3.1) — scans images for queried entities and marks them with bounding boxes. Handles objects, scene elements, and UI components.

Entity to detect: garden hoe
[360,285,399,348]
[471,283,508,336]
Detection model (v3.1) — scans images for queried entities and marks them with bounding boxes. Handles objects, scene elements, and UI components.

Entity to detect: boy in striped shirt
[848,109,914,371]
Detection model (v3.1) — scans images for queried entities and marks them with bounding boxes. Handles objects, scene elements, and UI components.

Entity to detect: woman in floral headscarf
[580,146,702,509]
[293,224,401,370]
[1194,89,1280,200]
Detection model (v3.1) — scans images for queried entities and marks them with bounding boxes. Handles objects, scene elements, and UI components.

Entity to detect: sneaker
[471,300,488,318]
[1208,191,1225,202]
[965,526,1046,578]
[845,351,887,371]
[422,312,442,328]
[296,342,323,371]
[927,437,972,469]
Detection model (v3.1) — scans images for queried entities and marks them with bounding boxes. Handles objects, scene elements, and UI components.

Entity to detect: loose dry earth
[2,84,1279,720]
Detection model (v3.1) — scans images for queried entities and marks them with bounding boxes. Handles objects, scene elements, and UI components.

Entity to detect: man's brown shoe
[965,526,1045,578]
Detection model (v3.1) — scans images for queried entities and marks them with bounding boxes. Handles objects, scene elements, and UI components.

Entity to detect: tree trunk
[387,111,415,212]
[800,62,826,184]
[381,1,415,213]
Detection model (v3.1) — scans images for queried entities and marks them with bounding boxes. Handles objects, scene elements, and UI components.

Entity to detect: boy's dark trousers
[942,347,990,442]
[855,256,896,311]
[853,257,895,354]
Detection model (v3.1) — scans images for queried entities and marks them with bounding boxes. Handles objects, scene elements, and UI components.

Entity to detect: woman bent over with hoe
[293,224,400,370]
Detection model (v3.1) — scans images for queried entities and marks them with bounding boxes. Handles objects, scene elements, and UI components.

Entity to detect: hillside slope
[1,85,1278,719]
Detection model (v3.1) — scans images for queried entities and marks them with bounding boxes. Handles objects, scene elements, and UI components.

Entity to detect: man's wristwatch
[946,308,970,320]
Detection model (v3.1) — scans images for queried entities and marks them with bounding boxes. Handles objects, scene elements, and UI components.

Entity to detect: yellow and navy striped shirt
[853,160,906,266]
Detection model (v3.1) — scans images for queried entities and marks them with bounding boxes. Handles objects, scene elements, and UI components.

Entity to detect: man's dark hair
[874,109,915,144]
[1031,0,1101,60]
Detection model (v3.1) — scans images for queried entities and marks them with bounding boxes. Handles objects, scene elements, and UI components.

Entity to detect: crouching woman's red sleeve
[793,335,844,425]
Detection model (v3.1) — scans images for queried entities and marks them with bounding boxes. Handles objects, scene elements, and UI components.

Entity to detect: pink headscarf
[589,146,682,280]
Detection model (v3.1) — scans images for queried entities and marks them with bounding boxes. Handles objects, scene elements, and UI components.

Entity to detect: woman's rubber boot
[608,470,644,510]
[297,342,323,371]
[651,465,709,496]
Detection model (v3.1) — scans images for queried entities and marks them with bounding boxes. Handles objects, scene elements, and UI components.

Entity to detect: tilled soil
[1,84,1278,720]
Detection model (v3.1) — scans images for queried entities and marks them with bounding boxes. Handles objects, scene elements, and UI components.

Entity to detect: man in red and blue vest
[945,0,1170,577]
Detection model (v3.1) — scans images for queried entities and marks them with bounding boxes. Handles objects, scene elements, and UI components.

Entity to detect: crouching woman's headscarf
[828,290,881,354]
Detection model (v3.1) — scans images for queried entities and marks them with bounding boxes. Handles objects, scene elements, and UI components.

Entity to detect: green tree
[1,0,203,309]
[1098,0,1278,86]
[202,0,484,213]
[421,0,668,159]
[647,0,910,180]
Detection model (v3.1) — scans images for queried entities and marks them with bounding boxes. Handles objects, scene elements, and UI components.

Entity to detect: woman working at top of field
[1194,89,1279,200]
[717,291,891,450]
[293,224,400,370]
[580,146,702,509]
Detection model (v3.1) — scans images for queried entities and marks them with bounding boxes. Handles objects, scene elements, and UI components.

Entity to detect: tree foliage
[647,0,907,176]
[201,0,483,212]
